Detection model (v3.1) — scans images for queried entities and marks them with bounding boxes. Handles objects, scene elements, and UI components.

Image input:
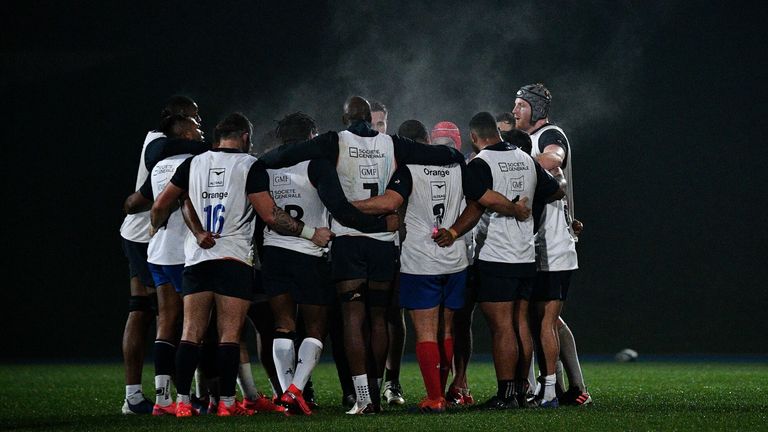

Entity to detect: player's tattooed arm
[248,191,334,246]
[270,205,302,236]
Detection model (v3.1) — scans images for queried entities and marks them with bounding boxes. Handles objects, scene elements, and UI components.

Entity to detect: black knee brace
[273,329,296,341]
[367,289,391,308]
[127,295,152,313]
[339,289,365,303]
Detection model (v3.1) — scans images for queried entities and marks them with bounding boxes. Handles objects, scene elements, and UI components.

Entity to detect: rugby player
[261,112,397,415]
[434,112,564,409]
[151,113,333,417]
[123,114,206,415]
[119,96,206,414]
[513,83,591,406]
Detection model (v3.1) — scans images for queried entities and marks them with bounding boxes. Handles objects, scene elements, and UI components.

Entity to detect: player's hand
[385,213,400,232]
[571,219,584,237]
[433,228,456,247]
[196,231,218,249]
[513,196,531,221]
[311,227,334,247]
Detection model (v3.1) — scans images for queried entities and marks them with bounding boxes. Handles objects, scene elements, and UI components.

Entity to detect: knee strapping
[127,295,151,313]
[366,289,391,307]
[339,289,365,303]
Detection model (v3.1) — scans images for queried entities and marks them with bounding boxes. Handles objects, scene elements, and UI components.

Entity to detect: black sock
[217,343,240,398]
[154,339,176,376]
[384,367,400,383]
[175,341,201,396]
[497,380,516,401]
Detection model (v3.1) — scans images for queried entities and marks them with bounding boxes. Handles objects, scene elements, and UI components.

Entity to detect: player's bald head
[397,120,429,144]
[342,96,372,125]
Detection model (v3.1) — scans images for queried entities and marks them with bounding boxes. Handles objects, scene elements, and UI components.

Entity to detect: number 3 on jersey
[203,203,225,234]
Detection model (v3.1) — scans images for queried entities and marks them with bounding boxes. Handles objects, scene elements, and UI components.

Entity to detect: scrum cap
[430,121,462,150]
[516,83,551,122]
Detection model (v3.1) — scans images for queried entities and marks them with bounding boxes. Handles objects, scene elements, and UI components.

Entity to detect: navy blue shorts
[261,246,334,306]
[399,269,467,310]
[531,270,573,301]
[331,236,398,282]
[121,238,154,288]
[182,259,253,300]
[476,260,534,302]
[148,262,184,293]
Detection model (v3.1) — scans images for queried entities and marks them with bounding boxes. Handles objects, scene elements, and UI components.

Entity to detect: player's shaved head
[397,119,429,144]
[469,111,500,139]
[342,96,372,125]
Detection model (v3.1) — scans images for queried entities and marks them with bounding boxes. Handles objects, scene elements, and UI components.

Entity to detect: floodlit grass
[0,361,766,431]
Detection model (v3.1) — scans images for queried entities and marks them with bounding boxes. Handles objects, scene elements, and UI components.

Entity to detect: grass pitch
[0,361,766,431]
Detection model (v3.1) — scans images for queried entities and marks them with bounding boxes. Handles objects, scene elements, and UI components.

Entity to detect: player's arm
[123,176,154,214]
[392,135,465,166]
[433,199,485,248]
[351,166,411,215]
[247,161,334,247]
[535,129,568,171]
[144,137,208,170]
[533,159,566,203]
[181,196,217,249]
[309,159,397,233]
[257,132,339,169]
[460,162,530,221]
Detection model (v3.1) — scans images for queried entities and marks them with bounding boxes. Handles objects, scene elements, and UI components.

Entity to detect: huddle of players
[117,83,590,418]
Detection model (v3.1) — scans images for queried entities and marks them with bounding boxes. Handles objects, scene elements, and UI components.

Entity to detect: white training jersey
[184,150,257,266]
[120,131,165,242]
[530,125,578,271]
[333,130,397,242]
[474,147,538,264]
[264,161,329,257]
[147,154,192,266]
[400,164,468,275]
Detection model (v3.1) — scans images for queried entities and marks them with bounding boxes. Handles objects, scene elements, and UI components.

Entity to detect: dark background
[2,1,766,359]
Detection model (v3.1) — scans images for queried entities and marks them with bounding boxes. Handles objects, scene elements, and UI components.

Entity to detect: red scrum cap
[431,121,462,150]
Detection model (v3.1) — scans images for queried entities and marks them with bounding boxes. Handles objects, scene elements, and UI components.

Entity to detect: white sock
[555,360,566,391]
[292,338,323,391]
[527,360,537,393]
[237,362,259,399]
[352,374,371,405]
[125,384,144,404]
[543,374,557,401]
[177,394,190,405]
[154,374,173,406]
[273,337,295,393]
[220,395,236,407]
